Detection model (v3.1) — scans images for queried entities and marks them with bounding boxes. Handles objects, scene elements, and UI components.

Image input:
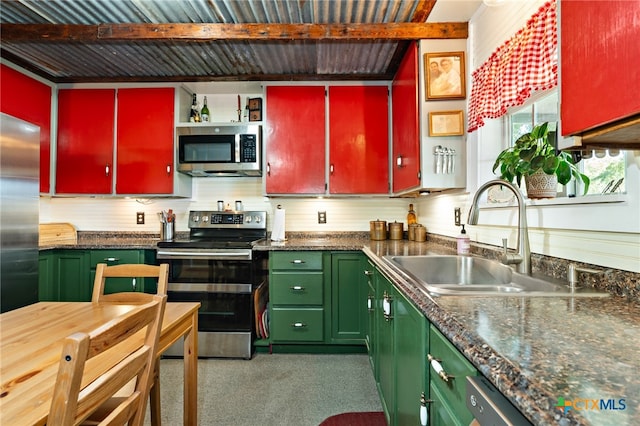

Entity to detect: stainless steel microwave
[177,124,262,177]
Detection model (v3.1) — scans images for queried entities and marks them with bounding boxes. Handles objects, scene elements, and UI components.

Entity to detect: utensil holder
[161,222,175,241]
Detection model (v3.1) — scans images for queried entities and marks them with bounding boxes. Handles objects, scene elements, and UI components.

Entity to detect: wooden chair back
[92,263,169,302]
[49,293,167,426]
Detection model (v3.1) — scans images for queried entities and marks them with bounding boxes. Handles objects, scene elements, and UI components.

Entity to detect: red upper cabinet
[329,85,389,194]
[56,89,116,194]
[116,88,174,194]
[265,86,326,194]
[560,0,640,136]
[0,64,52,193]
[392,42,420,193]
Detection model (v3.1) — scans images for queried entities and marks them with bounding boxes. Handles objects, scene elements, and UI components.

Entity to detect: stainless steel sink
[383,255,609,297]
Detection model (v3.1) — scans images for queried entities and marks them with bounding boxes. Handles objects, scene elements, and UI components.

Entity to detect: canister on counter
[388,221,404,240]
[408,223,421,241]
[415,224,427,242]
[370,219,387,240]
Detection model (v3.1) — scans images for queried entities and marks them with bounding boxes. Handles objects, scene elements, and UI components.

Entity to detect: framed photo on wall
[425,52,466,100]
[428,110,464,136]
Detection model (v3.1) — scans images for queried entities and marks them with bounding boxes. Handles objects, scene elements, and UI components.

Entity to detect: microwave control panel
[239,134,257,163]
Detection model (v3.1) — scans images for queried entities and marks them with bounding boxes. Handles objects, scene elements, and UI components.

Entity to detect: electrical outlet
[318,211,327,224]
[454,207,461,226]
[136,212,145,225]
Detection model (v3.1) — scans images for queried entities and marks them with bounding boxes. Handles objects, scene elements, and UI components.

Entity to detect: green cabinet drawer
[89,250,145,294]
[428,325,477,425]
[271,272,324,305]
[89,249,143,266]
[270,308,324,342]
[271,251,323,270]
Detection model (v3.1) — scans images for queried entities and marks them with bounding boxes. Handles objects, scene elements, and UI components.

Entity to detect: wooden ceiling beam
[1,22,468,42]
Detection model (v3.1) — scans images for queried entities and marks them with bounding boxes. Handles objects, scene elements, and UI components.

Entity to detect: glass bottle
[407,203,417,225]
[201,96,210,122]
[189,94,200,122]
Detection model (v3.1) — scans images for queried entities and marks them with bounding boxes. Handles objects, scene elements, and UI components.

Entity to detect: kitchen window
[508,90,626,197]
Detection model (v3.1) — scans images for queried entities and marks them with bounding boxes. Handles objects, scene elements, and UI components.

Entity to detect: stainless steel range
[157,210,267,359]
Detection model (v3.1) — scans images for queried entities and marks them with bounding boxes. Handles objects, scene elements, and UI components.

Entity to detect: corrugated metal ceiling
[0,0,474,83]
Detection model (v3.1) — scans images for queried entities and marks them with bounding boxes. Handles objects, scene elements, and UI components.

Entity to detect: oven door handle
[156,250,252,260]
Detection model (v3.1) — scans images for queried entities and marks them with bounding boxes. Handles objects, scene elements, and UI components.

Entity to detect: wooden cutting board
[39,223,77,246]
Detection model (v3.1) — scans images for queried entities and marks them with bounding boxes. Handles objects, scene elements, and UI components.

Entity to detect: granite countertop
[363,241,640,426]
[40,232,639,424]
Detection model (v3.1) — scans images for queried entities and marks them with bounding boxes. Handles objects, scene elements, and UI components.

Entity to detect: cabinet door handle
[382,290,393,321]
[363,270,373,276]
[367,294,374,311]
[166,164,171,175]
[289,285,305,291]
[330,164,334,174]
[396,155,403,168]
[267,162,271,176]
[420,392,432,426]
[428,354,454,382]
[290,259,306,264]
[132,277,136,290]
[105,163,111,176]
[291,322,307,328]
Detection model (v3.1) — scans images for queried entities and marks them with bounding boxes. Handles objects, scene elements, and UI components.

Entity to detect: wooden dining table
[0,301,200,426]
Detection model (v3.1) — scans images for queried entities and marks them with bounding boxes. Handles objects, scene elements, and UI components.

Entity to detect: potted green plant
[492,122,590,198]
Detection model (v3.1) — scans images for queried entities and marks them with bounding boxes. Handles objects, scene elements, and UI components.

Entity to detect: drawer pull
[291,259,306,264]
[291,322,307,328]
[103,257,120,262]
[420,392,433,426]
[367,295,374,311]
[428,354,454,382]
[289,286,305,291]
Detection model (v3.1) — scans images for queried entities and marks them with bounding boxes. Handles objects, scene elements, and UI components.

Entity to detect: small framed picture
[428,110,464,136]
[425,52,466,100]
[248,98,262,121]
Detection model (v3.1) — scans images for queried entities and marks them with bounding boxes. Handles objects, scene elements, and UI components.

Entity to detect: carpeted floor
[146,353,382,426]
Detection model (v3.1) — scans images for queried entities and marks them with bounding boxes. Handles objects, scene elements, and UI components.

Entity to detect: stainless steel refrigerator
[1,113,39,312]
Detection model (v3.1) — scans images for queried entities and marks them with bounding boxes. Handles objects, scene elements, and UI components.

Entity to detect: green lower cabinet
[56,250,91,301]
[268,251,367,351]
[428,324,478,425]
[376,270,395,425]
[38,252,56,301]
[395,290,428,426]
[269,251,326,344]
[330,252,367,344]
[429,382,464,426]
[38,249,155,302]
[364,259,377,372]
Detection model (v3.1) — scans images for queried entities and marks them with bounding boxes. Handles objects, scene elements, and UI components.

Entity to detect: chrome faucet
[467,179,531,275]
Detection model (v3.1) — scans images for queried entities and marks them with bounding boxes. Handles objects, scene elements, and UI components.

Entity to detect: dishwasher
[466,376,532,425]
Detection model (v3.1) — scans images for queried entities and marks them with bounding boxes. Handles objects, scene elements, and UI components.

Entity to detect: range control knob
[254,215,262,223]
[245,216,252,223]
[192,215,200,222]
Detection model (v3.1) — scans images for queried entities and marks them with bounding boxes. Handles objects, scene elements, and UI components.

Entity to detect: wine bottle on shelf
[201,96,210,122]
[189,93,200,122]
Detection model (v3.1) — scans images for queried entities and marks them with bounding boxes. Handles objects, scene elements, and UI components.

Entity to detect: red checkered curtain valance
[467,1,558,132]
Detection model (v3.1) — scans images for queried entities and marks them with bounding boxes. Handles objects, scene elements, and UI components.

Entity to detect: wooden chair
[49,293,167,426]
[92,263,169,303]
[92,263,169,426]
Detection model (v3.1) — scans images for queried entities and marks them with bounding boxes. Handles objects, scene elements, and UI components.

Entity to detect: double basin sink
[383,255,609,297]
